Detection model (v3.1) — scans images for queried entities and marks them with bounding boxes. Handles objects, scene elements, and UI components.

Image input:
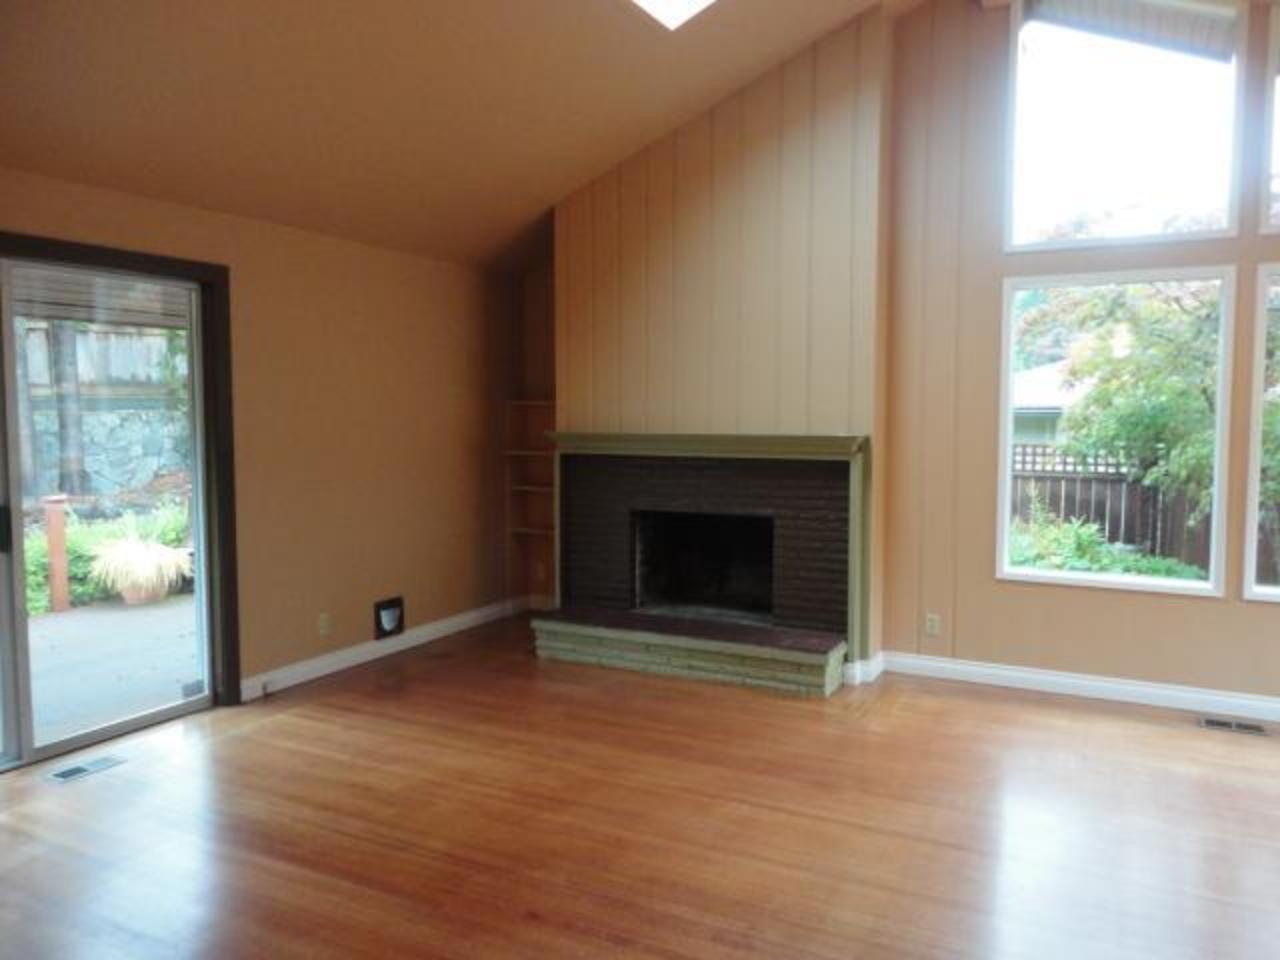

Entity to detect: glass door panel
[4,263,209,751]
[0,606,13,766]
[0,274,22,768]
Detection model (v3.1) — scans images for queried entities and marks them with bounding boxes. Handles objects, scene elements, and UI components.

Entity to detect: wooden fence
[1261,524,1280,586]
[1010,444,1211,571]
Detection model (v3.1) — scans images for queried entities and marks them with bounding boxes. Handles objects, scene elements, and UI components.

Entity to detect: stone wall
[30,407,190,497]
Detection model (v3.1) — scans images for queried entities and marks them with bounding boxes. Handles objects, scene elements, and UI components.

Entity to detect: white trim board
[240,598,529,701]
[881,652,1280,723]
[843,652,885,686]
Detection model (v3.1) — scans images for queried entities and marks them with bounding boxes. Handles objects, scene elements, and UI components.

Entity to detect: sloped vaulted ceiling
[0,0,876,264]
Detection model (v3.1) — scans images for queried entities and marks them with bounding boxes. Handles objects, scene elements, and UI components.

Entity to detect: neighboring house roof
[1012,360,1090,414]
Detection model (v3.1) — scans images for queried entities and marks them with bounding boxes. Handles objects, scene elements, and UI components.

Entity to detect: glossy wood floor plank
[3,616,1280,959]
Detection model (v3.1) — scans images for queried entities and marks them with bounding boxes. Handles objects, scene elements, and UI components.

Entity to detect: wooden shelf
[505,397,556,598]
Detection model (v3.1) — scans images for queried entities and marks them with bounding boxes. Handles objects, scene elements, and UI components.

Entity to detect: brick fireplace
[633,509,775,623]
[532,434,867,697]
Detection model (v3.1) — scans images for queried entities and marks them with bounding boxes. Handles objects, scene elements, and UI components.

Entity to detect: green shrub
[66,514,126,607]
[1008,499,1205,581]
[24,529,48,616]
[23,500,192,615]
[134,500,190,548]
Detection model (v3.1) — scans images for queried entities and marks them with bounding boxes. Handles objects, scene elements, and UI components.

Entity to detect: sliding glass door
[0,519,13,766]
[0,261,211,765]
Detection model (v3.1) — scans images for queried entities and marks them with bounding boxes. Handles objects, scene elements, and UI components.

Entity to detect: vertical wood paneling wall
[555,12,888,438]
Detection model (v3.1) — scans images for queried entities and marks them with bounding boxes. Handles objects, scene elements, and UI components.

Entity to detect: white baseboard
[843,652,885,686]
[241,606,1280,723]
[240,597,529,701]
[882,652,1280,723]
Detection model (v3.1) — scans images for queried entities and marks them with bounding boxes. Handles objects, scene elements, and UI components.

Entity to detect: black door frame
[0,230,241,706]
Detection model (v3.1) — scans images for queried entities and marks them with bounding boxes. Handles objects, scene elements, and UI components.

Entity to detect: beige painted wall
[887,0,1280,695]
[554,11,888,439]
[0,167,514,677]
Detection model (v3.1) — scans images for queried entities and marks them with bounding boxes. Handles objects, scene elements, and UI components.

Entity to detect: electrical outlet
[924,612,942,638]
[317,612,332,637]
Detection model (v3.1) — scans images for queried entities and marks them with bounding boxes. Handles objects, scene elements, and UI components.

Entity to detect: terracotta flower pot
[120,583,170,606]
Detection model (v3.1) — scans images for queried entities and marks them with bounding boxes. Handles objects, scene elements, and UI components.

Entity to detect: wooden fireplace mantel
[548,432,867,461]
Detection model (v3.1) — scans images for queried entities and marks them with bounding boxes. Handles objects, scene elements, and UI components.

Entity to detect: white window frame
[1261,5,1280,235]
[996,265,1236,598]
[1245,265,1280,602]
[1003,0,1247,254]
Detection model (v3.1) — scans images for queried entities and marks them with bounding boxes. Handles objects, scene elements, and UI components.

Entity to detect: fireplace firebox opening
[633,510,774,624]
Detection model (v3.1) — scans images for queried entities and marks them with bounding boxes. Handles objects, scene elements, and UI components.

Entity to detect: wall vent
[47,755,126,783]
[374,596,405,640]
[1199,717,1267,736]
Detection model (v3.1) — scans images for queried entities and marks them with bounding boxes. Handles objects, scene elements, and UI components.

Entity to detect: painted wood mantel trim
[550,432,867,460]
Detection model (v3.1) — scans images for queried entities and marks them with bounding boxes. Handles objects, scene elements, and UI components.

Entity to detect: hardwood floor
[2,615,1279,959]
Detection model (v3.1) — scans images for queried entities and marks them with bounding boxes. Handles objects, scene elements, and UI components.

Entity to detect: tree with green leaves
[1256,309,1280,584]
[1015,278,1280,581]
[1014,279,1223,539]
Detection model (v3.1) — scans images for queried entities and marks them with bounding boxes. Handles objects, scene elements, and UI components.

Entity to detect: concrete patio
[28,593,205,745]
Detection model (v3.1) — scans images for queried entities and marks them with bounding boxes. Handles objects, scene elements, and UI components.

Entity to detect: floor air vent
[1199,717,1267,736]
[48,755,126,783]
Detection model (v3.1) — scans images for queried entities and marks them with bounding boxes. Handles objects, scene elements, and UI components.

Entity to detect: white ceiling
[0,0,876,266]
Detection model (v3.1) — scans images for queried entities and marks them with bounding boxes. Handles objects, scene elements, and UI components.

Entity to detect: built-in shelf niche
[504,397,555,604]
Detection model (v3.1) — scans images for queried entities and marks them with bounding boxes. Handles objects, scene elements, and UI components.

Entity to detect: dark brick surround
[560,455,850,633]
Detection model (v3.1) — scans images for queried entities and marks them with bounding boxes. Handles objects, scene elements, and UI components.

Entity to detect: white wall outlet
[924,612,942,638]
[317,612,332,637]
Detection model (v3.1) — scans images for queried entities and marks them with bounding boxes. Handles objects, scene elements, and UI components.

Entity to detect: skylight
[631,0,719,30]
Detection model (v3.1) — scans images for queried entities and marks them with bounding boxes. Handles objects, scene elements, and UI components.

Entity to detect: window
[999,270,1233,595]
[1009,0,1240,248]
[1267,9,1280,229]
[630,0,718,30]
[1247,269,1280,600]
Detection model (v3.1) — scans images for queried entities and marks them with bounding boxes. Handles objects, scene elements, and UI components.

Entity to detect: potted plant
[90,536,192,605]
